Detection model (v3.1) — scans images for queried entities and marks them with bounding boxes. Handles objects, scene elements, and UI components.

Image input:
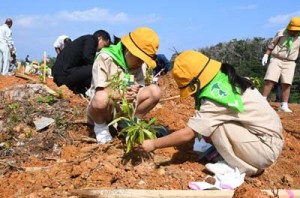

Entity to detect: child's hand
[125,84,140,101]
[137,139,155,152]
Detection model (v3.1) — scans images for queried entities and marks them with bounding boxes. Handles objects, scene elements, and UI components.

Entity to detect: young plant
[106,71,127,101]
[56,88,63,98]
[144,67,153,86]
[36,94,55,105]
[107,72,158,153]
[109,97,158,153]
[39,74,45,83]
[6,102,20,129]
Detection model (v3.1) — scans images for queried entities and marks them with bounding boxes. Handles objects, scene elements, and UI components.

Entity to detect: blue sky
[1,0,300,61]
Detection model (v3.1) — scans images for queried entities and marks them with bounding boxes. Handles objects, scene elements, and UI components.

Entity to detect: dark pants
[54,65,92,95]
[275,81,290,103]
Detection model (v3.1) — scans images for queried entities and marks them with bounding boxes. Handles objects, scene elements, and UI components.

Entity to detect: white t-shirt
[53,35,69,50]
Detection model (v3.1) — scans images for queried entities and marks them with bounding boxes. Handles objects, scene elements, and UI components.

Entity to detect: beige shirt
[90,52,146,98]
[188,88,283,139]
[268,29,300,61]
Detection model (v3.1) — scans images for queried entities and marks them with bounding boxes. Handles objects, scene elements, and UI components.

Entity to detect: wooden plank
[15,73,38,82]
[70,189,300,198]
[160,95,180,102]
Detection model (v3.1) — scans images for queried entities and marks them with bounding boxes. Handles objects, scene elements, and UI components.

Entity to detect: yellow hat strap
[129,32,156,60]
[178,57,211,91]
[178,58,211,108]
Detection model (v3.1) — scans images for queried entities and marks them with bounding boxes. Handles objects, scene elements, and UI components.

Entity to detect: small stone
[281,175,293,185]
[138,180,146,185]
[157,168,166,175]
[205,176,216,185]
[33,116,55,131]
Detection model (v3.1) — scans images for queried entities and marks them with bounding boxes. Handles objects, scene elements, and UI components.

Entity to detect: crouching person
[87,27,161,143]
[139,50,284,176]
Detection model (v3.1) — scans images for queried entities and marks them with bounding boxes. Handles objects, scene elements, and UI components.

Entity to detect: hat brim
[179,59,222,98]
[121,35,156,68]
[288,26,300,31]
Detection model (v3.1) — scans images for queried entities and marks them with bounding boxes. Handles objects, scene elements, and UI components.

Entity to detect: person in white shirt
[0,18,15,75]
[53,35,71,54]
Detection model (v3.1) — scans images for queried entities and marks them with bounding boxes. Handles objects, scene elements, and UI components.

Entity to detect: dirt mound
[0,74,299,197]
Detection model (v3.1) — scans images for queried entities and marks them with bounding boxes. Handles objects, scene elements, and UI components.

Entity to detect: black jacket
[52,34,98,76]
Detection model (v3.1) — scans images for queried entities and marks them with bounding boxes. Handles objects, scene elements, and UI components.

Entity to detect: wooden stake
[160,95,180,102]
[15,73,38,82]
[70,189,300,198]
[43,51,47,83]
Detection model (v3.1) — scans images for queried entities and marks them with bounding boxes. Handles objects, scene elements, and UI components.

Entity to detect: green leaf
[138,130,145,144]
[142,129,157,139]
[121,97,130,114]
[126,140,133,153]
[108,117,130,127]
[145,117,157,128]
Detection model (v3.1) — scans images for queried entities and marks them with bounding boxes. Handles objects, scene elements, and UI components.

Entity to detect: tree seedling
[107,72,158,153]
[144,67,153,86]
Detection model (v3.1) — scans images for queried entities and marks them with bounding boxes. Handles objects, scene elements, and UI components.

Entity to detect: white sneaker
[278,106,292,113]
[205,160,235,175]
[94,124,112,144]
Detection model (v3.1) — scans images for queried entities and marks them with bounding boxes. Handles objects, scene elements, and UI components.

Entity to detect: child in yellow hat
[87,27,161,143]
[139,50,284,177]
[261,16,300,112]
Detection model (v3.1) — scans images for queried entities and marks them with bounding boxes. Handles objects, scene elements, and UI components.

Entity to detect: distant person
[0,18,15,75]
[261,16,300,112]
[25,55,31,66]
[140,54,171,85]
[274,79,290,103]
[275,82,282,103]
[9,47,17,74]
[153,54,171,76]
[52,30,111,95]
[53,35,72,54]
[139,50,284,176]
[25,60,40,75]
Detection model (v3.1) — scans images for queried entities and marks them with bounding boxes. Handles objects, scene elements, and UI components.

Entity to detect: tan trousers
[211,122,284,176]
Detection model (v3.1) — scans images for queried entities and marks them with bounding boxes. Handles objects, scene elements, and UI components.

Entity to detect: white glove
[262,54,269,66]
[215,168,245,189]
[189,168,245,190]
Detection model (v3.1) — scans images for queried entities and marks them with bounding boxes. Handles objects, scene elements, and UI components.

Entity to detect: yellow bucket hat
[121,27,159,68]
[172,50,221,98]
[287,17,300,31]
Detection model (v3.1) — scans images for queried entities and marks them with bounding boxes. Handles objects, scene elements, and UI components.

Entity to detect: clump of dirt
[0,73,299,197]
[205,176,216,185]
[233,183,274,198]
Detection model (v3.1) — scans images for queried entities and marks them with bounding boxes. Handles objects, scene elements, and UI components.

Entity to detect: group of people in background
[1,15,300,179]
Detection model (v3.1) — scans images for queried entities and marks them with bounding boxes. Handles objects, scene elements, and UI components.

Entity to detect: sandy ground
[0,73,299,197]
